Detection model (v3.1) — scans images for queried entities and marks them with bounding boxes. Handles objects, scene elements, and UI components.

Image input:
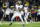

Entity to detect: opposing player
[24,4,30,24]
[9,1,24,25]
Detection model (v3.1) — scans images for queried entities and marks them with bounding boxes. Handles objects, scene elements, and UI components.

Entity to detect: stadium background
[0,0,40,27]
[0,0,40,21]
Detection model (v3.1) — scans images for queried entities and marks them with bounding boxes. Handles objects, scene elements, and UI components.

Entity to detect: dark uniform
[31,10,35,18]
[0,11,4,20]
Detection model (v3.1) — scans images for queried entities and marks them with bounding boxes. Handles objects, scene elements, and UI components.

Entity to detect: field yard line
[2,23,25,24]
[2,23,24,24]
[2,22,40,24]
[2,23,9,24]
[14,23,24,24]
[32,25,40,26]
[32,22,40,23]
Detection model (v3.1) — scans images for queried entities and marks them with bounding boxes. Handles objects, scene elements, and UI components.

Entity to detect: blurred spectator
[4,1,9,7]
[37,6,40,21]
[0,7,4,20]
[31,6,35,22]
[3,7,7,21]
[10,6,14,21]
[34,6,38,21]
[5,7,10,21]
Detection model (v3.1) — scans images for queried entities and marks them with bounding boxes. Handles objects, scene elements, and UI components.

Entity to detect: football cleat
[9,23,12,25]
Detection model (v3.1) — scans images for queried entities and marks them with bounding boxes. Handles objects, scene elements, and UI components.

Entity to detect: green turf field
[0,21,40,27]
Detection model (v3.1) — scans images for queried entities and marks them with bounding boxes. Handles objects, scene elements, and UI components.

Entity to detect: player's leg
[24,13,28,24]
[19,14,24,27]
[19,14,24,24]
[24,16,28,24]
[9,14,16,25]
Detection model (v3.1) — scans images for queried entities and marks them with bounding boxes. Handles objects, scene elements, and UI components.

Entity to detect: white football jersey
[24,7,28,13]
[5,8,11,15]
[10,9,14,13]
[15,5,23,10]
[15,5,24,15]
[38,9,40,15]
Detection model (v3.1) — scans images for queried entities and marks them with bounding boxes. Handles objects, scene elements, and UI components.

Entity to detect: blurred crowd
[0,0,40,22]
